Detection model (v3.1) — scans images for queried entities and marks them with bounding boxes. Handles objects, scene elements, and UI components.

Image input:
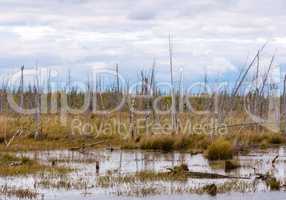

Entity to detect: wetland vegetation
[0,44,285,200]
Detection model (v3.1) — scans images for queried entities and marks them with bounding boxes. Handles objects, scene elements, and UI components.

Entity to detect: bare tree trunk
[255,51,260,134]
[283,76,286,106]
[116,64,120,93]
[20,65,24,109]
[230,47,265,113]
[34,65,41,140]
[129,98,135,139]
[150,59,158,123]
[169,33,177,133]
[47,68,52,112]
[87,74,93,114]
[283,75,286,133]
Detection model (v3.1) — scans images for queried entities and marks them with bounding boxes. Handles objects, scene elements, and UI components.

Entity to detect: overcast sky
[0,0,285,86]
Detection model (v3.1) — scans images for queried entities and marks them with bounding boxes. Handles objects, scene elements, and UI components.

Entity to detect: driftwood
[167,164,249,180]
[255,173,270,181]
[186,171,250,179]
[254,155,282,190]
[9,161,23,167]
[272,155,279,166]
[69,140,105,152]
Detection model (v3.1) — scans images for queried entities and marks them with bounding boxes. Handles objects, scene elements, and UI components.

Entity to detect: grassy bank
[0,114,285,153]
[0,153,71,176]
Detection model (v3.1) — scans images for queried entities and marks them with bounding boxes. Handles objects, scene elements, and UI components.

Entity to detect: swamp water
[1,147,286,200]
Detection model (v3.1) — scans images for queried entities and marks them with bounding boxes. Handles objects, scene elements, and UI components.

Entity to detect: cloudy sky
[0,0,285,86]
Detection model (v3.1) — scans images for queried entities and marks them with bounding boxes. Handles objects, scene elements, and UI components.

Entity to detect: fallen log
[9,161,23,167]
[187,171,250,179]
[69,140,105,152]
[167,164,249,179]
[272,155,279,166]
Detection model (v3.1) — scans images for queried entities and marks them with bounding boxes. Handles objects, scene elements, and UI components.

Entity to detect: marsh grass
[225,131,286,149]
[0,185,38,199]
[97,170,189,189]
[209,160,241,172]
[138,134,211,152]
[266,177,281,191]
[136,170,189,182]
[38,178,73,190]
[97,170,256,197]
[114,185,161,197]
[206,138,234,161]
[209,161,225,169]
[0,114,285,152]
[36,172,91,190]
[48,157,98,164]
[190,180,254,195]
[98,164,192,189]
[121,131,285,153]
[0,153,72,176]
[139,135,175,151]
[96,170,190,197]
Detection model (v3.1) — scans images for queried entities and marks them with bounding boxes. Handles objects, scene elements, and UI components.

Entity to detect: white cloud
[206,57,236,74]
[0,0,285,84]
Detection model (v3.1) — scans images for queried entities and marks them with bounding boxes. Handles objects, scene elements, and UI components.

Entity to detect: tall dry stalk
[20,65,24,110]
[169,33,177,132]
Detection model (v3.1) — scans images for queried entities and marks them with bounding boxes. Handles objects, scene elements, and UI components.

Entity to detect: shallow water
[1,147,286,199]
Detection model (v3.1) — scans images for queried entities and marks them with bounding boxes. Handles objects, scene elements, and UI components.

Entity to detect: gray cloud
[0,0,285,83]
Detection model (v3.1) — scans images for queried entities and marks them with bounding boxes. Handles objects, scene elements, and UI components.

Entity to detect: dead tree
[284,75,286,105]
[283,75,286,133]
[34,65,41,140]
[230,46,266,113]
[150,59,156,96]
[20,65,24,109]
[129,98,136,139]
[0,78,9,113]
[116,64,120,93]
[150,59,157,122]
[169,33,177,132]
[254,50,260,116]
[260,55,275,96]
[46,68,52,112]
[87,74,93,114]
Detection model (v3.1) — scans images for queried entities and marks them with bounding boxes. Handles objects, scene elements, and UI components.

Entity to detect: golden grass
[0,153,72,176]
[0,113,285,152]
[206,138,234,161]
[0,186,38,199]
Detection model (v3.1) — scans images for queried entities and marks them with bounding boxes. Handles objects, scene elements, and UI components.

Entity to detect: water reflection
[1,147,286,199]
